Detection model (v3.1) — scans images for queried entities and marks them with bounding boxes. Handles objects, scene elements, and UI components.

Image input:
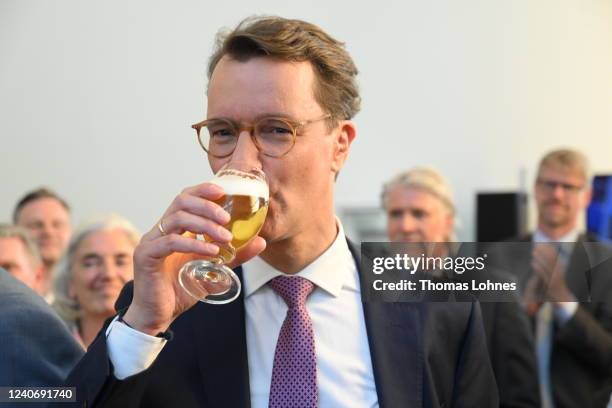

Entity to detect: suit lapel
[192,267,251,408]
[347,240,422,408]
[565,236,592,301]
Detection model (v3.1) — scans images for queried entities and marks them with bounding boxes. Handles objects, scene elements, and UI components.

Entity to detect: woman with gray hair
[53,214,139,348]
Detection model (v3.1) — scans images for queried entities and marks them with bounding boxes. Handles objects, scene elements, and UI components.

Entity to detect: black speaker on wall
[476,192,528,242]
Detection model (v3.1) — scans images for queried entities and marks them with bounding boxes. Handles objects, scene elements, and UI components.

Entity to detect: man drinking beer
[67,16,498,407]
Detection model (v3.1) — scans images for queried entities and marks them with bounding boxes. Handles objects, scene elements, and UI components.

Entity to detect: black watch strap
[117,313,174,341]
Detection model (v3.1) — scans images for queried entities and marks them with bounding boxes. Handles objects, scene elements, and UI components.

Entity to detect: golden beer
[208,171,269,263]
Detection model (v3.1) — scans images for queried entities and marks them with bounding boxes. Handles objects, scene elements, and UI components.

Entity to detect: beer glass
[178,163,268,304]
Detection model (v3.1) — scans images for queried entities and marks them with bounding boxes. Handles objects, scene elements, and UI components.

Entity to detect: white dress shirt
[107,221,379,408]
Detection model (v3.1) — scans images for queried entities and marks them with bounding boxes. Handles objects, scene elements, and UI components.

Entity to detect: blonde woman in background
[53,214,139,349]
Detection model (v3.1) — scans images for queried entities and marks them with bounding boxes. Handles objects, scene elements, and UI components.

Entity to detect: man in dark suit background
[381,167,540,408]
[0,267,83,388]
[512,148,612,408]
[66,16,498,407]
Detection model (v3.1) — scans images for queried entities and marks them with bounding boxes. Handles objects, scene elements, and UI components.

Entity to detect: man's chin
[39,243,60,254]
[41,255,60,267]
[394,236,425,244]
[543,204,566,216]
[542,215,569,229]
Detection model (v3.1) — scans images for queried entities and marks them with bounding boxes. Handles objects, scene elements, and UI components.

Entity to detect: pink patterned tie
[268,276,317,408]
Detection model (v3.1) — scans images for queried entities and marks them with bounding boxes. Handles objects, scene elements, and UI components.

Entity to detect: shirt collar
[242,218,355,298]
[534,226,581,243]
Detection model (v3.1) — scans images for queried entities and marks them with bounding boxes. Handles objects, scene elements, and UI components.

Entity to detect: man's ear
[331,120,356,174]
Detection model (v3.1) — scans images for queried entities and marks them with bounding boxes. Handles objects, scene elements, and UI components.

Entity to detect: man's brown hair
[208,16,361,123]
[13,187,71,224]
[537,148,590,184]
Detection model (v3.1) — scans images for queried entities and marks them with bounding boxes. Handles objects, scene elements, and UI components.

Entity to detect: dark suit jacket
[418,244,539,408]
[479,301,540,408]
[507,234,612,408]
[0,268,83,389]
[65,241,498,407]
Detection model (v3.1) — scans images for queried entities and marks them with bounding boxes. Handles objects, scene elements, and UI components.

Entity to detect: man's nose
[400,214,417,231]
[41,223,53,237]
[229,129,263,167]
[551,185,565,199]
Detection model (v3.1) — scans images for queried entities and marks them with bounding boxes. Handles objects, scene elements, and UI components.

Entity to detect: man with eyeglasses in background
[511,148,612,408]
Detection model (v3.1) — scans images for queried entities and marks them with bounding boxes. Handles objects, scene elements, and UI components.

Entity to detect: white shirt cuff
[553,302,578,325]
[105,315,167,380]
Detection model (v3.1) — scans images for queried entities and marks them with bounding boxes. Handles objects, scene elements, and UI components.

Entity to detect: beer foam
[210,174,269,199]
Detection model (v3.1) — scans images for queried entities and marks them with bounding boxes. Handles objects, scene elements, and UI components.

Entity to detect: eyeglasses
[536,178,584,194]
[191,114,332,158]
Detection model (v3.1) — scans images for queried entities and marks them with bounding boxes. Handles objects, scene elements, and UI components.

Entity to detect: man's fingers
[531,249,557,277]
[531,257,547,276]
[140,234,220,262]
[523,276,544,314]
[523,275,541,298]
[531,247,564,283]
[138,234,265,273]
[525,301,542,316]
[141,186,231,243]
[156,211,233,243]
[166,190,230,224]
[181,182,231,202]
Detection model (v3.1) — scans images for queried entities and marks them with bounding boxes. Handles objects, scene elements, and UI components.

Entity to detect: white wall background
[1,0,611,240]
